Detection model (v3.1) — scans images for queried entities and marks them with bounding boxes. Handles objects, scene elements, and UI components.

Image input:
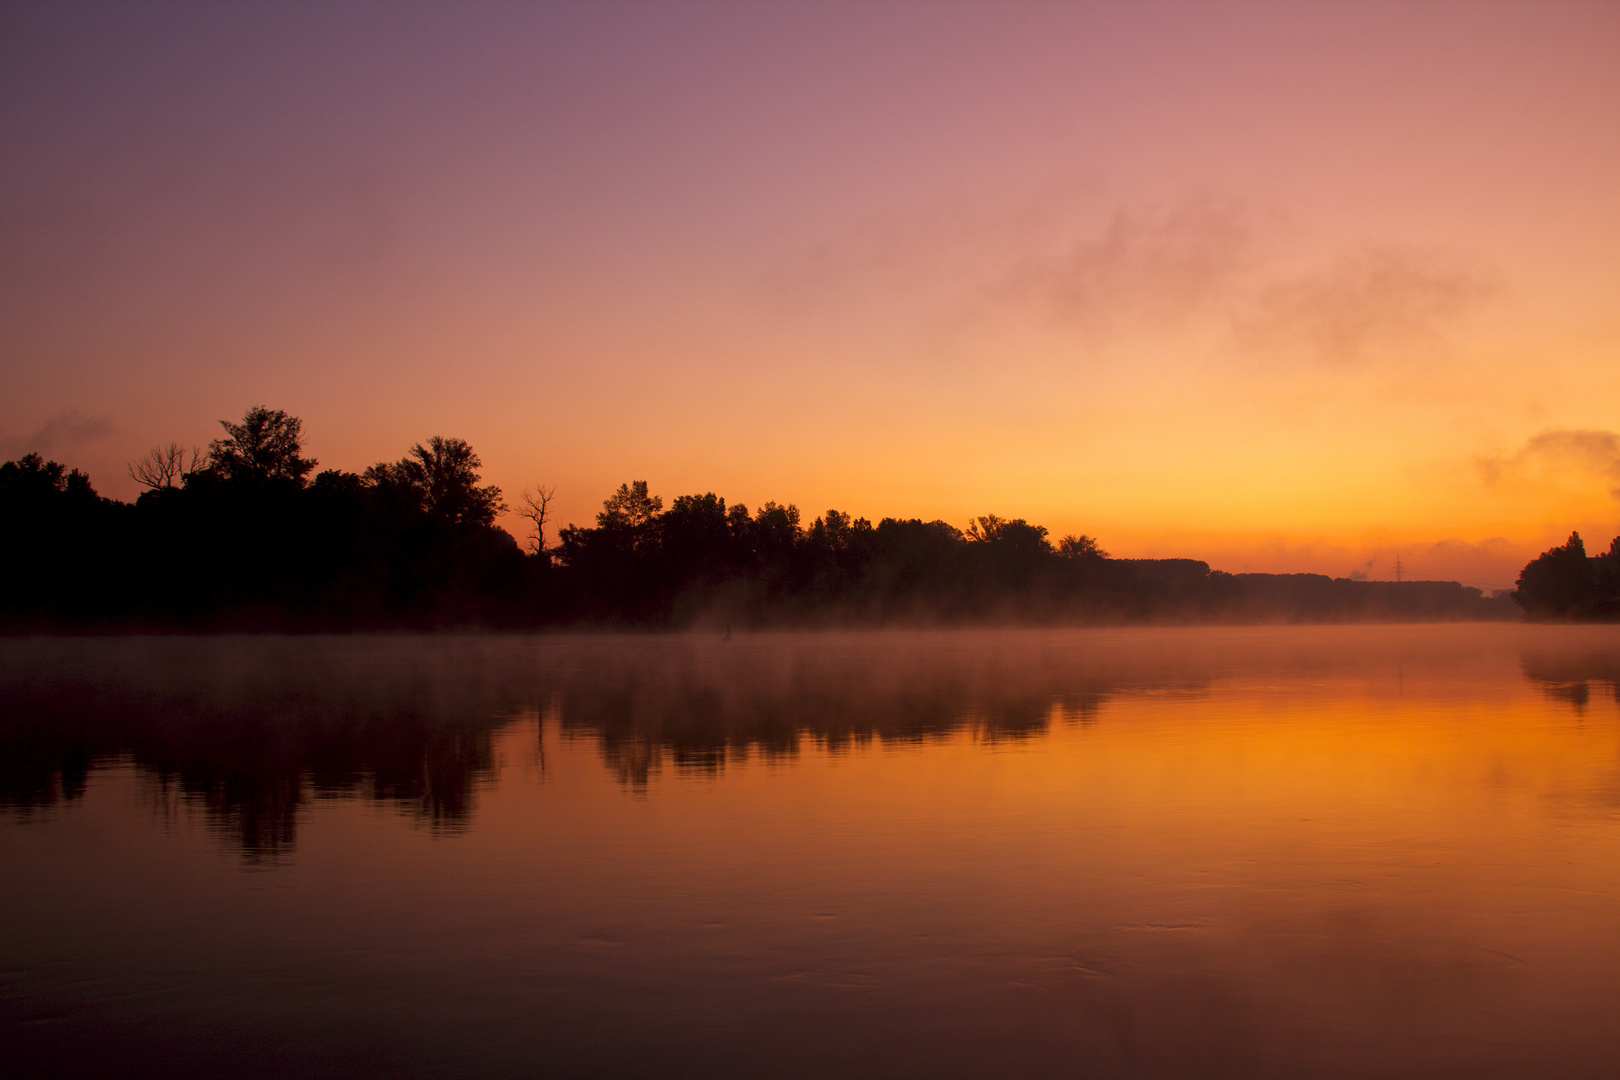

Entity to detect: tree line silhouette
[1,406,1530,628]
[1513,532,1620,620]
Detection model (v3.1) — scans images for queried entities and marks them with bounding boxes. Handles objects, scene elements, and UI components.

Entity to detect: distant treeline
[0,406,1532,629]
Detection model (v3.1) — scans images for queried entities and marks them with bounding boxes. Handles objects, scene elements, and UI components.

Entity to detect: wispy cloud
[1478,429,1620,499]
[1235,245,1495,365]
[762,187,1500,376]
[0,412,116,460]
[989,195,1257,333]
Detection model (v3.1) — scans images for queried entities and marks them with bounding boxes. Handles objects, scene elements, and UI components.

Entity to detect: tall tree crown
[598,481,663,530]
[208,407,316,484]
[367,436,505,528]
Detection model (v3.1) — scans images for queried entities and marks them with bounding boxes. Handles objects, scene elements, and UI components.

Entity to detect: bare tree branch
[519,485,556,558]
[128,443,187,490]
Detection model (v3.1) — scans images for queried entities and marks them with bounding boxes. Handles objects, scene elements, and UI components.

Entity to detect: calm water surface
[2,626,1619,1078]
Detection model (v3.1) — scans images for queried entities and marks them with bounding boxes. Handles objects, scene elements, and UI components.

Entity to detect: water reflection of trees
[551,638,1185,788]
[0,638,535,860]
[0,697,503,860]
[0,634,1222,850]
[5,632,1611,856]
[1522,649,1620,713]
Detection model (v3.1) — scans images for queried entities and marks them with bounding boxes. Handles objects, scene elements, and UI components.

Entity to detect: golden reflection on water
[2,625,1619,1078]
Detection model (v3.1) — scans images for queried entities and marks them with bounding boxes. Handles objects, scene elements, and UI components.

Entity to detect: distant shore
[5,407,1610,633]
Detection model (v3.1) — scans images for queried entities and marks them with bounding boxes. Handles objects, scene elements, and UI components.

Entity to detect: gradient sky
[3,2,1618,588]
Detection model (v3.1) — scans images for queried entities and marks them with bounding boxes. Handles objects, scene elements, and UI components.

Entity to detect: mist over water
[3,626,1619,1078]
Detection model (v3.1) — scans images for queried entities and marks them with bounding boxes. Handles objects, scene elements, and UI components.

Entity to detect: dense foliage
[1,409,528,629]
[1512,532,1620,620]
[2,407,1524,629]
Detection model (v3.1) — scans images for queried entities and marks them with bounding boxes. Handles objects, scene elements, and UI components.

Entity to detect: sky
[3,1,1618,589]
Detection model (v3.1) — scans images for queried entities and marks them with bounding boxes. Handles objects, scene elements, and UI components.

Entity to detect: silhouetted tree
[597,480,663,554]
[1591,537,1620,619]
[808,509,868,550]
[599,481,662,530]
[1059,534,1107,559]
[966,514,1007,544]
[128,443,200,490]
[967,515,1051,552]
[0,453,124,623]
[518,485,556,558]
[207,407,316,484]
[751,501,802,557]
[661,493,733,571]
[1514,532,1595,618]
[366,436,505,529]
[1,453,94,498]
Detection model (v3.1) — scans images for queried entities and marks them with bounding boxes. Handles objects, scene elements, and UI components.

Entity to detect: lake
[3,626,1619,1078]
